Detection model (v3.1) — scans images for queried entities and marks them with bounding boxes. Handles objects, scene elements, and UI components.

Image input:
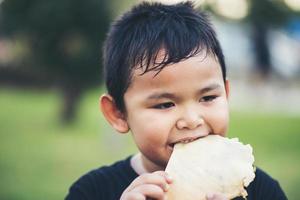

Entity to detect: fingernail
[164,184,170,191]
[166,173,173,182]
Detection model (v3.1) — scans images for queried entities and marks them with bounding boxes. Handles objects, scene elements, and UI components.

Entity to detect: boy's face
[123,52,229,171]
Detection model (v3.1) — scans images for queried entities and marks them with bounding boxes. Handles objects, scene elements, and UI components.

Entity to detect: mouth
[169,136,202,148]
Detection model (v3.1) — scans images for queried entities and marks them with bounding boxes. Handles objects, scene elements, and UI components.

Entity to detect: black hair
[103,1,226,113]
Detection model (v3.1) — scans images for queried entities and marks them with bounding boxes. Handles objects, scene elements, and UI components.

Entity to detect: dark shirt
[66,156,287,200]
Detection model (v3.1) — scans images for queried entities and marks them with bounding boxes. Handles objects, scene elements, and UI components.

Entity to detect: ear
[100,94,129,133]
[224,79,230,99]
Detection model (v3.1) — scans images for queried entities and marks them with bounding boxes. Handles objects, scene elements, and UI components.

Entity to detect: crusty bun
[165,135,255,200]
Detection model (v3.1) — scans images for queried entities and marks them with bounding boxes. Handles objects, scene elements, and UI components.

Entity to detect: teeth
[181,139,194,143]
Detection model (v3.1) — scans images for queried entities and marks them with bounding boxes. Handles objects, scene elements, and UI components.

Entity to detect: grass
[0,87,299,200]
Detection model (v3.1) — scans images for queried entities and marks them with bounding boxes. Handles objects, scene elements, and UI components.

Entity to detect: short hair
[103,1,226,113]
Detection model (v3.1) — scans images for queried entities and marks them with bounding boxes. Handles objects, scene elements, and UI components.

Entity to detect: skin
[101,51,230,200]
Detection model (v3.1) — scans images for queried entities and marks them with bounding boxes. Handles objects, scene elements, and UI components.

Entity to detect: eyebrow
[146,83,222,100]
[146,92,178,101]
[198,83,222,94]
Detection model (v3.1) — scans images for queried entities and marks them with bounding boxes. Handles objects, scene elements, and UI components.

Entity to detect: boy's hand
[120,171,173,200]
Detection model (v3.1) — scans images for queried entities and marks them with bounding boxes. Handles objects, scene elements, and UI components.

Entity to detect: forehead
[127,52,223,93]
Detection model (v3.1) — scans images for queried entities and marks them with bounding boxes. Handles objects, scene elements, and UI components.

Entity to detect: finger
[127,172,170,192]
[154,171,173,183]
[131,184,166,200]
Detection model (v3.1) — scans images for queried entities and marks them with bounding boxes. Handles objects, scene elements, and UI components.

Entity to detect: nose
[176,108,204,130]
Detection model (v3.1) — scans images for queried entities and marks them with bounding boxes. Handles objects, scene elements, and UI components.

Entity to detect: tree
[202,0,296,79]
[247,0,290,78]
[1,0,111,123]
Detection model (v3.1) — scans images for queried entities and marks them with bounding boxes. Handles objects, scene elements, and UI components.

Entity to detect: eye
[152,102,175,109]
[201,95,217,102]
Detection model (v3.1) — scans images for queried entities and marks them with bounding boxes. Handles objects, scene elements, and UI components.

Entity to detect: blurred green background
[0,0,300,199]
[1,87,300,199]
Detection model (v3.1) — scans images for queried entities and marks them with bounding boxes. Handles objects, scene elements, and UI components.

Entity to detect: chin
[150,156,169,171]
[142,148,171,171]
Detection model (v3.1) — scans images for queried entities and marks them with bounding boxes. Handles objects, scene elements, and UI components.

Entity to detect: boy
[66,1,287,200]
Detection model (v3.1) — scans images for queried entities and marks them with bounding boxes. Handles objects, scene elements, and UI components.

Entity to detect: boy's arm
[65,187,88,200]
[248,168,287,200]
[65,172,101,200]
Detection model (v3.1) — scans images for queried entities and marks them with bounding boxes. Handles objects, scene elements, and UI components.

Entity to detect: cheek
[129,111,172,142]
[209,102,229,135]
